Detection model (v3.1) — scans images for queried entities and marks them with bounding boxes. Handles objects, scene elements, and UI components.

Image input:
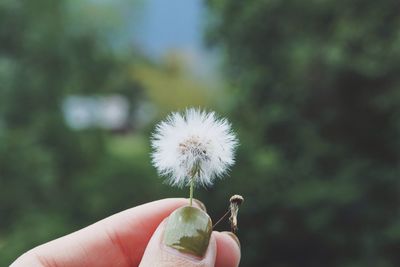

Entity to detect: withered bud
[229,194,244,233]
[230,194,244,205]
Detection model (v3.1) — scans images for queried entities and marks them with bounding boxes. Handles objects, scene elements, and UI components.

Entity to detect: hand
[11,198,241,267]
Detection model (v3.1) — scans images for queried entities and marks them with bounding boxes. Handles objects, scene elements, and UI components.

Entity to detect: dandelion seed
[151,108,238,205]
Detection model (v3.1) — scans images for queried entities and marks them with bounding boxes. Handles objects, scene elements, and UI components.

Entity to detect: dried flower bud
[230,195,244,205]
[229,194,244,233]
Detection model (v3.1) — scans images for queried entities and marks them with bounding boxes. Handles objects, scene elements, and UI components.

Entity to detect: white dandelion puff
[151,108,238,188]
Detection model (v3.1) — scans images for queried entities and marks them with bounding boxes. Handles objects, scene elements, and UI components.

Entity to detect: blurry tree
[206,0,400,266]
[0,0,144,264]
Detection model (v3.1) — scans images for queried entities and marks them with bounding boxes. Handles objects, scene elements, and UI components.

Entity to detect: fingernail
[163,206,212,258]
[192,199,207,212]
[222,231,241,249]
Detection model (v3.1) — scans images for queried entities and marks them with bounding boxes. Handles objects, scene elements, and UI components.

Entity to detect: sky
[135,0,205,59]
[132,0,220,79]
[81,0,219,79]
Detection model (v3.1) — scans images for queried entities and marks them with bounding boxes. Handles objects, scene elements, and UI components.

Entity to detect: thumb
[139,206,216,267]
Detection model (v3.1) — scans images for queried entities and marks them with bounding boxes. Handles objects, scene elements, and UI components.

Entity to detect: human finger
[11,198,204,267]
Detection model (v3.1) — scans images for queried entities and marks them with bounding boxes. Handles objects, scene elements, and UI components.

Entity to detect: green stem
[189,176,194,206]
[189,162,201,206]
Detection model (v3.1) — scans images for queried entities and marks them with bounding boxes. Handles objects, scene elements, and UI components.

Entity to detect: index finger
[12,198,194,267]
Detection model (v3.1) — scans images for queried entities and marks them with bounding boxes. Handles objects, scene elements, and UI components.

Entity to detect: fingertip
[214,231,241,267]
[221,232,240,249]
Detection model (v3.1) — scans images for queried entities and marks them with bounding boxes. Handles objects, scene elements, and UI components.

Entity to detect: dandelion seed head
[151,108,238,187]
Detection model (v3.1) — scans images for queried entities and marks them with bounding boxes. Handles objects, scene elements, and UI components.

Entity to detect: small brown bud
[230,194,244,205]
[229,194,244,233]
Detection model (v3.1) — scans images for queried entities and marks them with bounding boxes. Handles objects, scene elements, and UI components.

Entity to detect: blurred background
[1,0,400,266]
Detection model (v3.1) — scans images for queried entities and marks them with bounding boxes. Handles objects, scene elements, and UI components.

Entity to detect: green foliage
[134,55,211,113]
[0,0,143,264]
[207,0,400,266]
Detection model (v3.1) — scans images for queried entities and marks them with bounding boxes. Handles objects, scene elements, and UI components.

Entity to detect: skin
[11,198,240,267]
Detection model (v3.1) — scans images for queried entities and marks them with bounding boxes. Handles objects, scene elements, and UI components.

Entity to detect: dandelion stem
[189,176,194,206]
[189,162,200,206]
